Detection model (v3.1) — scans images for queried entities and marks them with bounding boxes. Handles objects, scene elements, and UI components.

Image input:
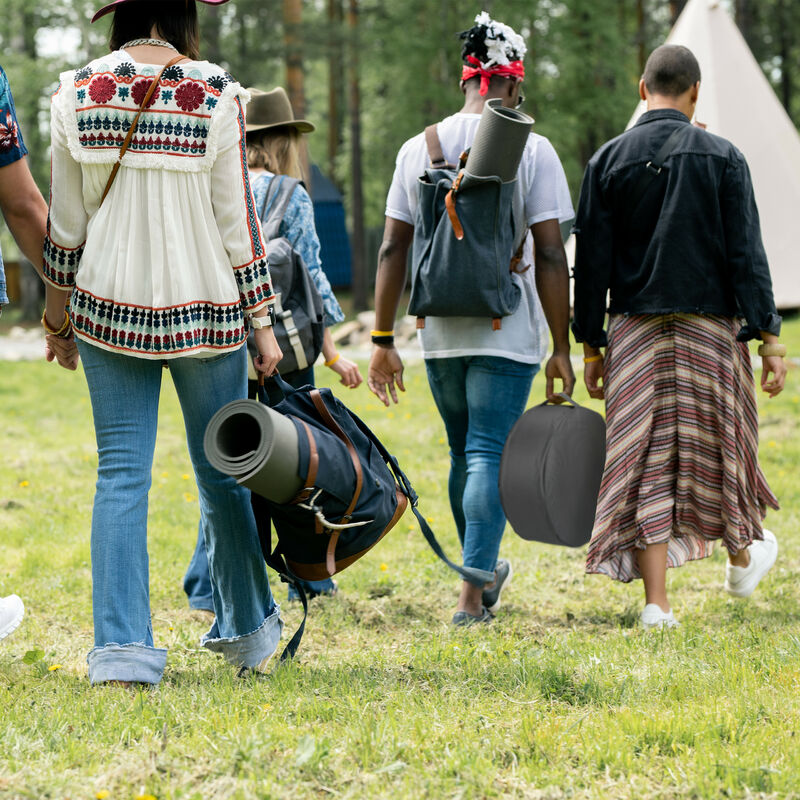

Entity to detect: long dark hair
[109,1,200,61]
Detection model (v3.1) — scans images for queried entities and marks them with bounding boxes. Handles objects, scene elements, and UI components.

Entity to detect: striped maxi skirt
[585,313,779,583]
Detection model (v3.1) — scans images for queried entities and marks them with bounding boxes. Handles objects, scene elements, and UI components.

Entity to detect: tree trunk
[776,0,793,115]
[327,0,344,183]
[347,0,368,311]
[735,0,754,42]
[669,0,688,26]
[284,0,310,184]
[636,0,646,74]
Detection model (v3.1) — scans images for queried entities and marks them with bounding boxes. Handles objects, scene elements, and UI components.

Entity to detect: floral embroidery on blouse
[74,62,233,159]
[251,174,345,327]
[44,54,274,358]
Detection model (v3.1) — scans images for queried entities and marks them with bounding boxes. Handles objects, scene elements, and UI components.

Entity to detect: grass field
[1,317,799,800]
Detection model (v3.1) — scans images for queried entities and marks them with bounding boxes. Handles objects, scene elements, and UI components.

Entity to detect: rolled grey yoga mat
[204,399,303,504]
[464,98,534,182]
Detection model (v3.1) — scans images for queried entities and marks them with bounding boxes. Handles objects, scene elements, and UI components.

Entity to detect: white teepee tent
[567,0,800,309]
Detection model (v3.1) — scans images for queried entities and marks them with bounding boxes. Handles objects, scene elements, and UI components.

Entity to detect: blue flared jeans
[78,341,282,684]
[424,356,537,586]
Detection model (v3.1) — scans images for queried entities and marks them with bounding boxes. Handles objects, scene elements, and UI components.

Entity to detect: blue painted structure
[310,164,352,288]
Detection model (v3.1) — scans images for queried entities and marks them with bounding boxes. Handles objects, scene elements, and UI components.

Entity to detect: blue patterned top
[0,65,28,308]
[251,173,344,327]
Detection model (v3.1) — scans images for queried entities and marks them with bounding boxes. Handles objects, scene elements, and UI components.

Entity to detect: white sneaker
[0,595,24,642]
[640,603,679,630]
[725,529,778,598]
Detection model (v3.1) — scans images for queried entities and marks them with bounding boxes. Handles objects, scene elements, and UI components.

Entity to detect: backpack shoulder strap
[628,125,689,214]
[260,176,302,241]
[425,124,455,170]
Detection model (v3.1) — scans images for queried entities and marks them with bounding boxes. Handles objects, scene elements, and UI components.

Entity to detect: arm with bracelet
[758,332,787,399]
[368,217,414,407]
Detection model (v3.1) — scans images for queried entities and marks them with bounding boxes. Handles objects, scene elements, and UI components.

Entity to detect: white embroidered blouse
[44,50,274,359]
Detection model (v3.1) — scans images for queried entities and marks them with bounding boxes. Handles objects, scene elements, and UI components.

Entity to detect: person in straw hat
[183,86,362,609]
[42,0,285,685]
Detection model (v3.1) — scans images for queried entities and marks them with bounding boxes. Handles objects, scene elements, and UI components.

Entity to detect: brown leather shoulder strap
[425,124,452,169]
[100,54,187,206]
[290,419,319,504]
[310,390,363,522]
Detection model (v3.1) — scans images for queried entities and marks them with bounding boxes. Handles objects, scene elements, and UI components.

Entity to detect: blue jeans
[183,362,335,608]
[425,356,537,587]
[78,341,282,684]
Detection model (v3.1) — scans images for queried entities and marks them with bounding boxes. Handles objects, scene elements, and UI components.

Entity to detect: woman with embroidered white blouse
[42,0,283,686]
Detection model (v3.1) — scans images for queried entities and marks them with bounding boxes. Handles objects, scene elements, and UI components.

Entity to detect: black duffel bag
[206,374,486,660]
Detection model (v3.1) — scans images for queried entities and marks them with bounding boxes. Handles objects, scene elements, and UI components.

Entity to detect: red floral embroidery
[131,78,160,108]
[88,75,116,104]
[0,112,19,153]
[174,81,205,112]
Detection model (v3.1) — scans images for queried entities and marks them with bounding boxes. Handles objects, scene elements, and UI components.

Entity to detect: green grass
[1,318,799,800]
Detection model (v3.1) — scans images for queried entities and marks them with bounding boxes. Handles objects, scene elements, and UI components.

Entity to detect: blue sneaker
[288,578,338,602]
[481,559,512,614]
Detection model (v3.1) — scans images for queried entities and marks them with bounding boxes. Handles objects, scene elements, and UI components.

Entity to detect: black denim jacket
[571,108,781,348]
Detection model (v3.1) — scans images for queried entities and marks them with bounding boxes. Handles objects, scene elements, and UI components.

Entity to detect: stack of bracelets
[370,329,394,347]
[41,309,73,340]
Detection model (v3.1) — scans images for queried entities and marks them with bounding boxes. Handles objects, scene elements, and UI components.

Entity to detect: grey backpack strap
[260,176,301,241]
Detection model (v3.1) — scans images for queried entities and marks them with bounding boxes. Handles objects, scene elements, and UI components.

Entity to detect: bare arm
[0,157,47,271]
[531,218,575,401]
[367,217,414,406]
[321,327,363,388]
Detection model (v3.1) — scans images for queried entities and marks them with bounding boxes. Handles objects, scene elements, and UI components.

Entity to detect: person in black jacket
[573,44,787,629]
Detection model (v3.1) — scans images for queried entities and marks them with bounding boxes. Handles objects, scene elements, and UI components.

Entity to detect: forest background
[0,0,799,309]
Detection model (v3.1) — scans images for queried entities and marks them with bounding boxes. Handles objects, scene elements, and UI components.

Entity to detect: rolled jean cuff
[188,596,215,613]
[201,605,284,668]
[462,566,497,588]
[87,643,168,685]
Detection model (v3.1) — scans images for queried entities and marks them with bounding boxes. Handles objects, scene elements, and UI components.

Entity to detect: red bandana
[461,55,525,96]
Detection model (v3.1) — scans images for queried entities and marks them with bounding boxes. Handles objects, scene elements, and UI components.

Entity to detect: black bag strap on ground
[251,491,309,662]
[346,410,494,586]
[628,125,688,213]
[260,175,301,241]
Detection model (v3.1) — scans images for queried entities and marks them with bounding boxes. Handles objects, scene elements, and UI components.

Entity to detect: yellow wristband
[583,354,603,363]
[324,353,341,368]
[370,329,394,337]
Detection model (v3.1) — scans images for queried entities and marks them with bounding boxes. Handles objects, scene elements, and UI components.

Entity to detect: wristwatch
[249,306,276,329]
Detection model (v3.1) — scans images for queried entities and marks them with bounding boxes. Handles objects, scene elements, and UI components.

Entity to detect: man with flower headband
[368,13,575,626]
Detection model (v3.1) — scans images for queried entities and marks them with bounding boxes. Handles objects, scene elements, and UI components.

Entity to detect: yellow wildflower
[18,480,29,488]
[380,563,388,572]
[182,473,190,480]
[183,493,196,503]
[96,792,110,799]
[48,664,62,672]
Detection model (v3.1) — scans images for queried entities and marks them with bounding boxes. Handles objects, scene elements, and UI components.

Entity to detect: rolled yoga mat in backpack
[463,98,534,183]
[204,399,303,504]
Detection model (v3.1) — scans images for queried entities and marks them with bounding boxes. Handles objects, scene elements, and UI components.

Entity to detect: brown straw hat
[92,0,230,24]
[245,87,315,134]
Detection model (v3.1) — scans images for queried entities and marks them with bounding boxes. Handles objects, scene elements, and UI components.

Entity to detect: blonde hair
[246,127,302,178]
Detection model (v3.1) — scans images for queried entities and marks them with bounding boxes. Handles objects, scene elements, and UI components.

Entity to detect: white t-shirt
[386,112,574,363]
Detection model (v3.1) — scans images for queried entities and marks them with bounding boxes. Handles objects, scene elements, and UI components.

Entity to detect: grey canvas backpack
[256,176,325,375]
[409,125,524,330]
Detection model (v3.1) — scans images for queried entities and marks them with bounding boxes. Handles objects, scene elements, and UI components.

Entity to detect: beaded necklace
[121,38,178,52]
